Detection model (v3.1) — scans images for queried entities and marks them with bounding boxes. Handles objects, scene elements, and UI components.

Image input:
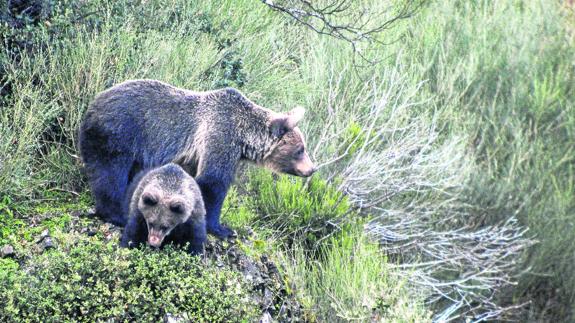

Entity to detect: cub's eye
[296,147,305,156]
[170,203,185,214]
[142,194,158,206]
[159,225,169,232]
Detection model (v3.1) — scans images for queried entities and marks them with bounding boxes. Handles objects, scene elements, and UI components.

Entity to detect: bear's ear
[286,106,305,129]
[269,107,306,137]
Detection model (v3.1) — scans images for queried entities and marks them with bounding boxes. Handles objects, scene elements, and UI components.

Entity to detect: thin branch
[261,0,425,63]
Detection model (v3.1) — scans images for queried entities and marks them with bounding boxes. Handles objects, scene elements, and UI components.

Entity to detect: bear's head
[137,181,205,248]
[264,107,316,177]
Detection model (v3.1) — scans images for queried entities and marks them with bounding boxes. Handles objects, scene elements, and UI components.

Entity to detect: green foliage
[0,258,19,285]
[245,170,352,245]
[341,120,366,156]
[0,192,90,246]
[1,0,573,320]
[0,241,257,322]
[396,1,575,318]
[0,196,26,245]
[281,228,431,322]
[220,187,257,232]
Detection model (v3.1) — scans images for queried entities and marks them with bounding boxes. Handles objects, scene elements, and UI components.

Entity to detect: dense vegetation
[2,241,257,322]
[1,0,574,321]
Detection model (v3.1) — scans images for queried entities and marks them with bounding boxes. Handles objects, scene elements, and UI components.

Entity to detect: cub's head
[264,107,316,177]
[137,166,205,248]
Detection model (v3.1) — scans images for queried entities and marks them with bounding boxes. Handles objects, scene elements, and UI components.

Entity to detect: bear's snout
[301,167,316,177]
[147,229,165,248]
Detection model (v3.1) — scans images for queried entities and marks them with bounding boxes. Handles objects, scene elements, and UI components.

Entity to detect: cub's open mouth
[147,230,165,248]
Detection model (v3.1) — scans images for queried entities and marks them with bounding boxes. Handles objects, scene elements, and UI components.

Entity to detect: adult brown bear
[79,80,315,238]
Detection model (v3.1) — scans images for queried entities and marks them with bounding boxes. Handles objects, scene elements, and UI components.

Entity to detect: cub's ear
[269,107,306,137]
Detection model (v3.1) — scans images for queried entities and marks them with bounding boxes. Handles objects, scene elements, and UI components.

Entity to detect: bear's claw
[207,224,236,239]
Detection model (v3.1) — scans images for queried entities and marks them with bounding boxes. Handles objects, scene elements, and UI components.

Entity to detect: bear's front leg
[195,174,235,239]
[120,212,148,248]
[187,219,207,255]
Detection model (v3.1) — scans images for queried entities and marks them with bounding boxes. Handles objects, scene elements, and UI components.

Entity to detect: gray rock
[37,229,50,242]
[42,237,55,250]
[262,287,274,309]
[1,244,15,258]
[260,311,273,323]
[164,312,188,323]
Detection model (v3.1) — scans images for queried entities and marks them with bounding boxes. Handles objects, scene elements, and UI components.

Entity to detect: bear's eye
[159,224,169,232]
[296,147,304,157]
[170,203,185,214]
[142,194,158,206]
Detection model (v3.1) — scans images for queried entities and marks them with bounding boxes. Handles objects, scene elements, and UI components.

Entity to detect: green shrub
[220,187,257,233]
[0,240,257,322]
[244,170,353,246]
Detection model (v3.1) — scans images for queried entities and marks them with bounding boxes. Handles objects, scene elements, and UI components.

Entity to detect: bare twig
[261,0,424,62]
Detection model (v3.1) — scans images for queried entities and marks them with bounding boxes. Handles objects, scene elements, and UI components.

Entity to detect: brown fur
[79,79,315,236]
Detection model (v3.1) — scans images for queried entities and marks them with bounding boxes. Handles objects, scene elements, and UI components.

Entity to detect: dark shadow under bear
[79,79,315,238]
[120,163,206,255]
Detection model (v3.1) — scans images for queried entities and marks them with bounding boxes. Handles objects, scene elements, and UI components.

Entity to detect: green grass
[396,1,575,319]
[280,228,431,322]
[1,0,574,321]
[0,192,91,246]
[228,171,431,322]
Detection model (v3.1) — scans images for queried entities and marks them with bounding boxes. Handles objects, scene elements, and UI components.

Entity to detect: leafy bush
[0,240,257,322]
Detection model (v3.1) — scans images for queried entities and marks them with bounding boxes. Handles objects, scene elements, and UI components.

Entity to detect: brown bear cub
[120,163,206,255]
[79,79,315,238]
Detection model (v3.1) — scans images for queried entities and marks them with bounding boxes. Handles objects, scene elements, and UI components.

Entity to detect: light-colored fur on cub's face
[264,107,316,177]
[137,185,196,248]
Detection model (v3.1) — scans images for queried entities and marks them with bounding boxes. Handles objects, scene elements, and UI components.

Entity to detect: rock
[37,229,50,243]
[1,245,15,258]
[80,227,96,236]
[262,287,274,309]
[164,313,188,323]
[42,237,55,251]
[35,229,55,251]
[262,255,279,276]
[260,311,272,323]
